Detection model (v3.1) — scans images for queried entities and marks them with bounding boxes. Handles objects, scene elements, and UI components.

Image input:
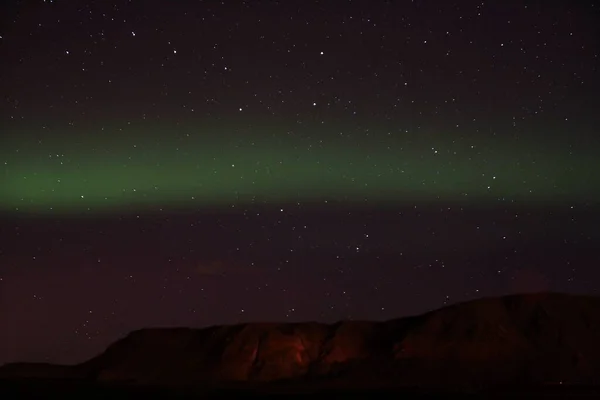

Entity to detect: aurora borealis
[1,0,599,366]
[2,121,597,214]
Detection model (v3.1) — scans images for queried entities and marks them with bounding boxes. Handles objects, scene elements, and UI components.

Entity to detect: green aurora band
[1,122,597,214]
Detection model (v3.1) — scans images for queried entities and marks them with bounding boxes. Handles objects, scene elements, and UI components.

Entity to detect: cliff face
[3,292,600,389]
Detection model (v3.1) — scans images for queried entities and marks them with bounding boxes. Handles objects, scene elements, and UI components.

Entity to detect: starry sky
[1,0,599,365]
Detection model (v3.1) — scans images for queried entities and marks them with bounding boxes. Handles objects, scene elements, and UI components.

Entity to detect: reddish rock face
[3,292,600,390]
[320,321,375,365]
[215,323,328,381]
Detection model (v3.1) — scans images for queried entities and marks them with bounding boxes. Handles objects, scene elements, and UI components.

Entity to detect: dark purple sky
[1,0,599,365]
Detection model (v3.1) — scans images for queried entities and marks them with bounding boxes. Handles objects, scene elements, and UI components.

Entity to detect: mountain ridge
[3,291,600,391]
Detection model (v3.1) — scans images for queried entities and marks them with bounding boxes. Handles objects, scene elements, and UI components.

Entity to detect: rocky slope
[2,292,600,390]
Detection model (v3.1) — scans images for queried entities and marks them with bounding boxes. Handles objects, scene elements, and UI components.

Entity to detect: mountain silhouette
[2,292,600,394]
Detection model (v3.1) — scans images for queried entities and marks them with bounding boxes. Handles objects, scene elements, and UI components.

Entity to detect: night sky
[1,0,599,366]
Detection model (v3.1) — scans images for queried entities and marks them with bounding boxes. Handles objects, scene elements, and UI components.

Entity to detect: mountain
[2,292,600,393]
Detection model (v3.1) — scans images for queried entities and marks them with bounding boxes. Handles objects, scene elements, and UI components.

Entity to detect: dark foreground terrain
[1,380,600,399]
[2,292,600,397]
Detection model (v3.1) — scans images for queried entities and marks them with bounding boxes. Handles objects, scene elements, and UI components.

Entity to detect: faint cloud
[191,259,263,277]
